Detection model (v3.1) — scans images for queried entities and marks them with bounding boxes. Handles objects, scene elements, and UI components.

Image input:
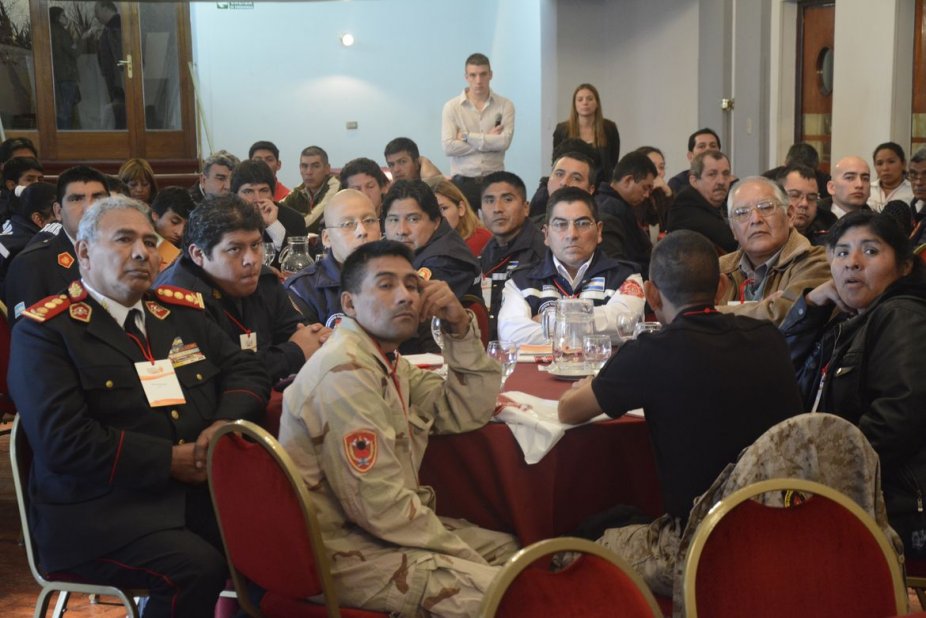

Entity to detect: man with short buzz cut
[667,127,722,194]
[249,140,290,201]
[148,186,196,271]
[595,151,658,276]
[781,163,835,246]
[5,165,109,321]
[499,187,645,345]
[666,150,737,253]
[280,145,340,233]
[909,148,926,232]
[479,171,546,338]
[285,189,382,328]
[190,150,239,204]
[279,239,518,617]
[441,52,515,182]
[232,159,307,261]
[340,157,389,216]
[156,194,328,383]
[819,155,872,219]
[558,229,801,596]
[384,137,444,185]
[716,176,830,325]
[10,196,270,618]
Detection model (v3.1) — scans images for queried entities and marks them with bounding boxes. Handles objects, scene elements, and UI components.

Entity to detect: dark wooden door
[6,1,197,174]
[913,0,926,151]
[796,1,835,173]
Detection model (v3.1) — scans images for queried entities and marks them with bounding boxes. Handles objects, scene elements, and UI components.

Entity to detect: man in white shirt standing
[441,53,515,182]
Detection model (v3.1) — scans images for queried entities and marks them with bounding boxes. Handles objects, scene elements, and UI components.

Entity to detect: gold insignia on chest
[57,252,75,269]
[69,302,92,323]
[145,300,170,320]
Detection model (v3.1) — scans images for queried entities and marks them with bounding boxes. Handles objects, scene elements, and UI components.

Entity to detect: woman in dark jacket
[781,211,926,557]
[553,83,620,186]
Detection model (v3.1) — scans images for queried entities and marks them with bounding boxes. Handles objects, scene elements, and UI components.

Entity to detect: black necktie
[123,308,146,342]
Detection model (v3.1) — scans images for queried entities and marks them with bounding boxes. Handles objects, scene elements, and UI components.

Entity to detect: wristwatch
[462,132,469,143]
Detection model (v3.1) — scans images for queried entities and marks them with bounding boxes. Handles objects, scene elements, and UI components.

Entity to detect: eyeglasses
[786,190,819,205]
[908,171,926,181]
[333,216,379,231]
[384,214,424,226]
[548,217,596,232]
[730,200,782,222]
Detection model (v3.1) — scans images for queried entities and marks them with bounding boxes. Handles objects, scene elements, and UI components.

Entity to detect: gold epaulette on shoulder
[154,285,205,310]
[22,294,70,323]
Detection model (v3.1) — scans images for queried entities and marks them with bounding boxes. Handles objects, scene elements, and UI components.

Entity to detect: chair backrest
[683,478,907,618]
[479,537,662,617]
[10,416,51,586]
[207,420,341,618]
[462,293,490,348]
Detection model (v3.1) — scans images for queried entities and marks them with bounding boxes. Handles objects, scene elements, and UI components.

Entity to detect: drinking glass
[262,242,276,267]
[633,321,662,339]
[583,334,612,374]
[617,313,641,343]
[430,316,444,351]
[487,340,519,388]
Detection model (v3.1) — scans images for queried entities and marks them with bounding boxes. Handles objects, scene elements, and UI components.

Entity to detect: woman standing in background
[553,83,620,185]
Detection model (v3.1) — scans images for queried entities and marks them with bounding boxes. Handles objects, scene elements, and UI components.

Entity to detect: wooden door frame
[14,1,197,172]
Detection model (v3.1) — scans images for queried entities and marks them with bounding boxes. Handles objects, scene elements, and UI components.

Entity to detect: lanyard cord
[223,309,251,335]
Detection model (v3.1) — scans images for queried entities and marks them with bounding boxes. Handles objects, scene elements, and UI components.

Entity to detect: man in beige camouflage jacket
[279,239,517,617]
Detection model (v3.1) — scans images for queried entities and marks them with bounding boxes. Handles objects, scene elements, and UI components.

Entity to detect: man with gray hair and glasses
[908,148,926,225]
[715,175,830,325]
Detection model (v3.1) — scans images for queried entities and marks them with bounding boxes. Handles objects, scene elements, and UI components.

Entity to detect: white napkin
[492,391,610,464]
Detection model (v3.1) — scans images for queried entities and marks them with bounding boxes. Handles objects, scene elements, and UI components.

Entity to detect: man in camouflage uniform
[278,239,517,617]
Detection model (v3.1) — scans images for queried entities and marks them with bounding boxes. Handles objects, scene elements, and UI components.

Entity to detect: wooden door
[913,0,926,150]
[4,1,197,173]
[796,1,835,173]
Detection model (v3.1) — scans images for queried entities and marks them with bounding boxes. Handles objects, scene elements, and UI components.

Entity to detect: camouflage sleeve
[309,363,487,563]
[405,313,502,434]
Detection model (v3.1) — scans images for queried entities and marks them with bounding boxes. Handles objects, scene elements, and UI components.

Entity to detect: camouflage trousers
[331,517,518,617]
[597,514,683,597]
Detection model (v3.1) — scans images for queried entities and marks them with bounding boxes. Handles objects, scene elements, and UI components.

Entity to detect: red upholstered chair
[463,293,490,348]
[10,416,145,618]
[906,557,926,609]
[207,420,386,618]
[683,478,907,618]
[0,304,18,428]
[479,537,662,617]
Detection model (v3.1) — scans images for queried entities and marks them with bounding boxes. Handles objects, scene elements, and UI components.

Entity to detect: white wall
[556,0,700,178]
[190,0,547,188]
[830,0,914,162]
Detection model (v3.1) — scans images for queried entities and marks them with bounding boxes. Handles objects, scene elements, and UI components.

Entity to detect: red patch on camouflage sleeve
[343,430,378,473]
[618,279,644,298]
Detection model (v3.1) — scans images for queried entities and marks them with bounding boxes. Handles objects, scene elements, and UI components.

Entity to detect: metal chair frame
[682,477,908,617]
[479,536,662,617]
[10,416,144,618]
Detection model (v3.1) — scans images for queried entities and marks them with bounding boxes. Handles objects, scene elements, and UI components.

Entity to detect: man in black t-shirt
[558,229,802,595]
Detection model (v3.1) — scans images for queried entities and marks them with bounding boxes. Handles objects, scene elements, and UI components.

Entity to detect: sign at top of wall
[216,2,254,9]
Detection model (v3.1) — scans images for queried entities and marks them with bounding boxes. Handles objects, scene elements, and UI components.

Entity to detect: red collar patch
[69,302,92,323]
[145,300,170,320]
[68,280,88,301]
[343,430,378,474]
[58,252,75,269]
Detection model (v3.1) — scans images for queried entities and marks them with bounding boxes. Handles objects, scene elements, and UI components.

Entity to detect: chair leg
[33,587,55,618]
[51,590,69,618]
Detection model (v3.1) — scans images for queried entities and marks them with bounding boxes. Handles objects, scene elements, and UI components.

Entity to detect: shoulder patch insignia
[154,285,205,310]
[145,300,171,320]
[57,252,75,269]
[618,279,645,299]
[69,301,92,323]
[417,267,432,281]
[325,312,345,329]
[343,429,378,474]
[22,295,70,323]
[68,280,88,300]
